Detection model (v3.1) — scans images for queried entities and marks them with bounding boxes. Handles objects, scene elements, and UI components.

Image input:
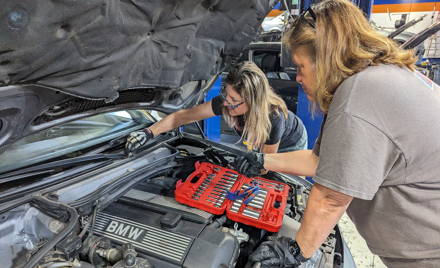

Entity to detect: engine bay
[0,136,344,268]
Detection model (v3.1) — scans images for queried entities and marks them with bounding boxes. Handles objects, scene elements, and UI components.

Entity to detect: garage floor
[339,214,386,268]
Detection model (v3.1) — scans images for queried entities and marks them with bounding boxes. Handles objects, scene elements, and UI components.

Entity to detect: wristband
[144,128,154,138]
[290,240,310,263]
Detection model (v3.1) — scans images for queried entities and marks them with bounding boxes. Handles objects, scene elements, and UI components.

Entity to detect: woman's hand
[248,236,305,268]
[234,151,265,177]
[125,128,154,153]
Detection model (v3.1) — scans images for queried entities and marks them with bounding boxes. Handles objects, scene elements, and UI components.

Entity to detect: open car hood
[0,0,273,100]
[0,0,274,149]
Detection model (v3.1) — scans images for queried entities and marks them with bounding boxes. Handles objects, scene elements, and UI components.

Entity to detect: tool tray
[175,162,290,232]
[225,176,289,232]
[175,162,242,215]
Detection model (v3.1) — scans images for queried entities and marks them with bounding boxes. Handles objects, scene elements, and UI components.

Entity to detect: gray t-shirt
[313,64,440,259]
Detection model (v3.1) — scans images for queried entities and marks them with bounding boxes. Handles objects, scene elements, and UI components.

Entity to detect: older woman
[125,61,307,154]
[236,0,440,267]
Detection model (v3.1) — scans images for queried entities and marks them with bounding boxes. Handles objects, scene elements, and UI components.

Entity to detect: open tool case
[175,162,290,232]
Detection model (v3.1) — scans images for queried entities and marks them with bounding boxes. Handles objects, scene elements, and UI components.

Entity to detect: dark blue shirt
[211,95,305,150]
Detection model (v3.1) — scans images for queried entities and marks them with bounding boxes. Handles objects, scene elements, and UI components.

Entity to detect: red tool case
[175,162,242,214]
[175,162,290,232]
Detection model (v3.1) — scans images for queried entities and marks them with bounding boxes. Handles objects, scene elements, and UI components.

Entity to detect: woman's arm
[148,101,216,136]
[264,150,319,177]
[296,183,353,258]
[261,143,280,154]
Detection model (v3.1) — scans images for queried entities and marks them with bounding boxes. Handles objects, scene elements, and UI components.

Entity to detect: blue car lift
[204,0,373,148]
[203,77,222,142]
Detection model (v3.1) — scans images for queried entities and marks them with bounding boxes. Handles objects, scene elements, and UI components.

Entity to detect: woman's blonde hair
[222,61,288,150]
[282,0,417,113]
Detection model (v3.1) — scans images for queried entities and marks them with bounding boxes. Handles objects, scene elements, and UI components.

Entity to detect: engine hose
[42,261,94,268]
[43,262,73,268]
[209,215,227,228]
[24,196,79,268]
[78,262,94,268]
[78,220,90,238]
[171,167,183,180]
[86,201,99,240]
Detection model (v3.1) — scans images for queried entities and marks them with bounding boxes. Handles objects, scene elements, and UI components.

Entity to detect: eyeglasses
[220,91,244,110]
[287,7,316,32]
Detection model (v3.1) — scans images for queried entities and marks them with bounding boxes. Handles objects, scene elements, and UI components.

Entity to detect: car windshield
[0,110,153,174]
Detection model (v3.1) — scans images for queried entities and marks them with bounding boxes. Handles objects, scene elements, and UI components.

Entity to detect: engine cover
[94,193,239,268]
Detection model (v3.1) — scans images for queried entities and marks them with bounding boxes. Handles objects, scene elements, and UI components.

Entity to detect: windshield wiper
[0,153,125,183]
[83,136,127,155]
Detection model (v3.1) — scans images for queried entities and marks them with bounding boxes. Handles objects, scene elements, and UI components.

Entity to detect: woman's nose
[296,74,302,84]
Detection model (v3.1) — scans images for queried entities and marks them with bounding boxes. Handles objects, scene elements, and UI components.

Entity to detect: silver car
[0,1,355,267]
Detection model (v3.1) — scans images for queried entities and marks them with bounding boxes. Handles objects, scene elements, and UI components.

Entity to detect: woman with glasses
[236,0,440,267]
[126,61,307,154]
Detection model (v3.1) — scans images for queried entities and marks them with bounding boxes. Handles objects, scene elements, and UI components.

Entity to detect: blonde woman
[236,0,440,267]
[125,61,307,154]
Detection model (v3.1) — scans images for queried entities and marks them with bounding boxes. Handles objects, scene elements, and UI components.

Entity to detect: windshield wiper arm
[83,137,127,156]
[0,153,125,183]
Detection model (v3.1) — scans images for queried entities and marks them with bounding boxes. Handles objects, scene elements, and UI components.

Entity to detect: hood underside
[0,0,273,101]
[0,0,274,150]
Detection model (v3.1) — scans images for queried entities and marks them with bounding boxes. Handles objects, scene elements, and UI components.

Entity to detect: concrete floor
[339,214,387,268]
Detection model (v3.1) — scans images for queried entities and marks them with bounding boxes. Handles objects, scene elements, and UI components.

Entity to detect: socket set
[175,162,242,215]
[175,162,290,232]
[225,176,289,232]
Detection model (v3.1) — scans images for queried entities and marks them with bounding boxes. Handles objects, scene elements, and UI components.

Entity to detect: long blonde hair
[282,0,417,113]
[222,61,288,150]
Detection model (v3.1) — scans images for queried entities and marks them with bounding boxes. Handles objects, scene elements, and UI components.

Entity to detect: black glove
[248,237,308,268]
[125,128,154,153]
[235,151,265,177]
